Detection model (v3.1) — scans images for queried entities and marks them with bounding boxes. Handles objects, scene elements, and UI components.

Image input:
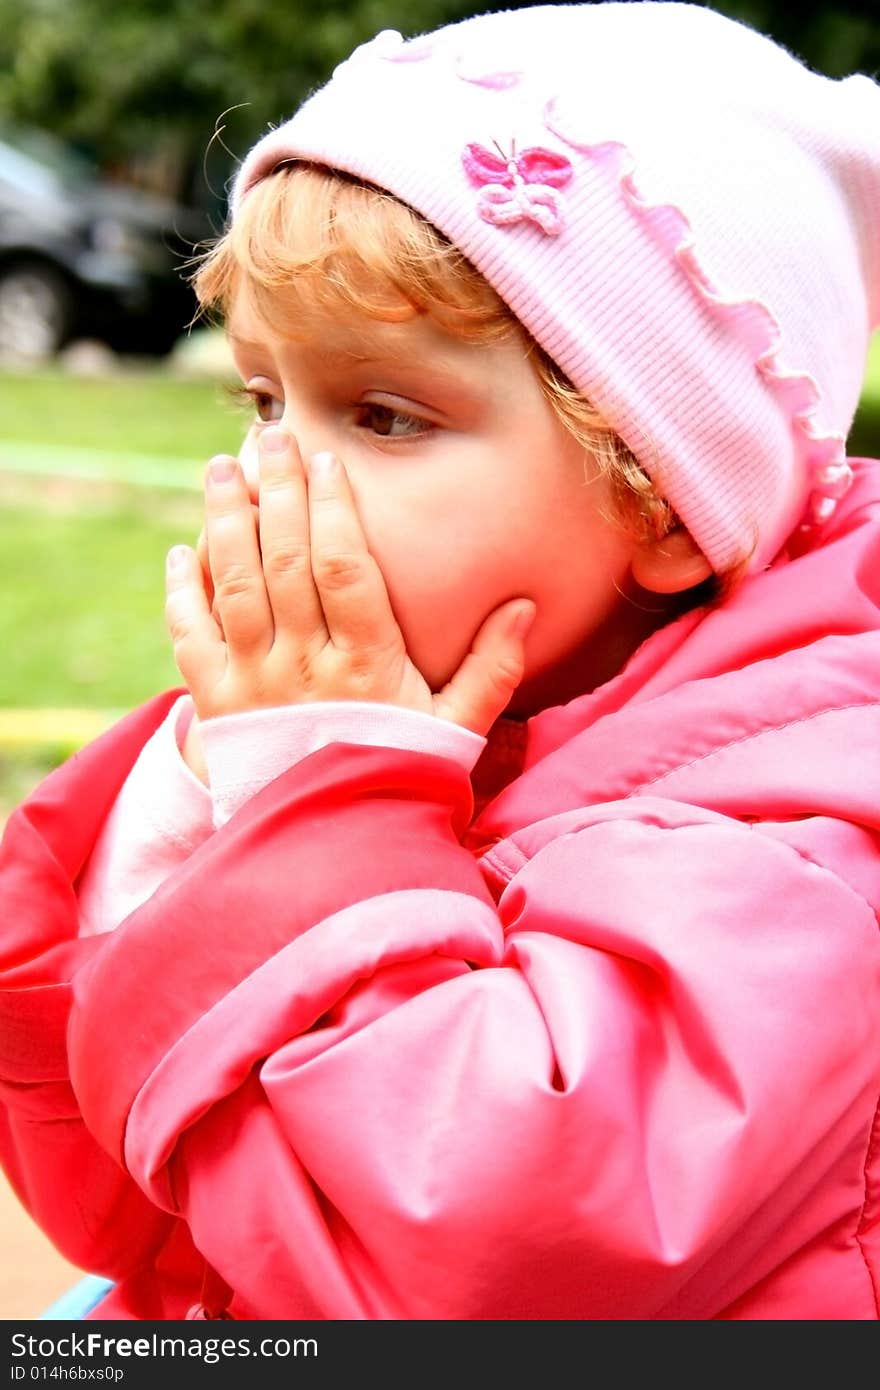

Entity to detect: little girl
[2,2,879,1320]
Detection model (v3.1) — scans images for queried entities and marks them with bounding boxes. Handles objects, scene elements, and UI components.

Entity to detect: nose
[237,410,327,500]
[279,406,328,471]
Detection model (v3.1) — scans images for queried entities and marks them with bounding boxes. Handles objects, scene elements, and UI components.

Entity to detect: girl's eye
[227,385,283,423]
[251,391,283,423]
[356,403,430,439]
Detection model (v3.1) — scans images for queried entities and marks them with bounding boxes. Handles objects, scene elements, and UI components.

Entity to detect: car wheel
[0,262,73,362]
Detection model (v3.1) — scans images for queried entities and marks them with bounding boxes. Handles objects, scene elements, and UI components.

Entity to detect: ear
[629,525,714,595]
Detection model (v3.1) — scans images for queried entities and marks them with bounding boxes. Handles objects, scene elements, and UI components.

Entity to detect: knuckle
[311,549,366,590]
[213,562,257,603]
[275,644,320,698]
[347,638,398,675]
[165,617,193,647]
[164,599,192,648]
[166,615,193,648]
[341,654,378,689]
[262,541,310,581]
[490,652,526,692]
[259,471,295,493]
[295,663,319,698]
[346,648,375,677]
[347,672,377,700]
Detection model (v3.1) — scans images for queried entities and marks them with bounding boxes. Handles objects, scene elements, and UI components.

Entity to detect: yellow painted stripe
[0,709,122,748]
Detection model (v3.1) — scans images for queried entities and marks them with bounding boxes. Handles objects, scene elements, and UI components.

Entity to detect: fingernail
[309,451,337,480]
[511,602,536,640]
[261,427,290,454]
[208,455,237,485]
[167,545,189,573]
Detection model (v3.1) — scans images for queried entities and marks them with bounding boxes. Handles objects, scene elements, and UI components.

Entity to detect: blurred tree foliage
[0,0,877,213]
[0,0,488,211]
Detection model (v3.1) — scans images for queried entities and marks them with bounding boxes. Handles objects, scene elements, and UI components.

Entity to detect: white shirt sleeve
[201,702,486,827]
[77,695,213,937]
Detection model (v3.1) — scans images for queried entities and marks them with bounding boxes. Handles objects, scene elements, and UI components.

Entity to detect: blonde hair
[193,163,683,551]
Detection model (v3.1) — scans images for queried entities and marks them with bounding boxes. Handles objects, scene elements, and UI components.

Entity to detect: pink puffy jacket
[1,462,879,1320]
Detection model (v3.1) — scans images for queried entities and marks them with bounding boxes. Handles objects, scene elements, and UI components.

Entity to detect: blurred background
[0,0,879,1318]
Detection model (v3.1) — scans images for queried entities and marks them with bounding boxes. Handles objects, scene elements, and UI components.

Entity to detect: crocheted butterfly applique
[462,142,573,235]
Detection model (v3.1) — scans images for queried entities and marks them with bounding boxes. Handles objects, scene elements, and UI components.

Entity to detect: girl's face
[228,291,640,713]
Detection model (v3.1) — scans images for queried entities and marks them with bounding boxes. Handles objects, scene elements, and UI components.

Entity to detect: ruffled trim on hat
[544,101,852,533]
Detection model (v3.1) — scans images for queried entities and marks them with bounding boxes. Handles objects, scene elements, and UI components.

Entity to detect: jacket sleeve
[0,696,476,1290]
[0,691,184,1276]
[63,743,880,1318]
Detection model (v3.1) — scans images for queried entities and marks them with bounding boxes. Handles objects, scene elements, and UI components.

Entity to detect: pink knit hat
[232,2,880,572]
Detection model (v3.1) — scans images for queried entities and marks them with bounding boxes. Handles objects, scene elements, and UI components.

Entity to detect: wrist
[180,710,209,786]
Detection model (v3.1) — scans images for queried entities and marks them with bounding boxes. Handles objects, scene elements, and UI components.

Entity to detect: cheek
[357,484,491,600]
[358,502,527,682]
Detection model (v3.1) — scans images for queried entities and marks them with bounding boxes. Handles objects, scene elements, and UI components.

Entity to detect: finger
[199,503,260,627]
[238,423,262,502]
[204,454,273,656]
[257,428,325,645]
[307,451,404,657]
[195,525,214,607]
[433,599,535,734]
[165,544,226,697]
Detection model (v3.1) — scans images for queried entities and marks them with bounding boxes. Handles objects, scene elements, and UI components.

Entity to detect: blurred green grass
[0,371,239,462]
[0,488,199,707]
[0,478,206,816]
[0,335,878,816]
[0,365,248,814]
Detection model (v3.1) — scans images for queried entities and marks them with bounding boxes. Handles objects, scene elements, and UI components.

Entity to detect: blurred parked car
[0,126,210,361]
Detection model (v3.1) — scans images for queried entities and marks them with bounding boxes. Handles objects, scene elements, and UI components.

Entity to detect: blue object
[41,1275,114,1320]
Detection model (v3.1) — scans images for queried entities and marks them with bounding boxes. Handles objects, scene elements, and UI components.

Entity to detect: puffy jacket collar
[475,459,880,838]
